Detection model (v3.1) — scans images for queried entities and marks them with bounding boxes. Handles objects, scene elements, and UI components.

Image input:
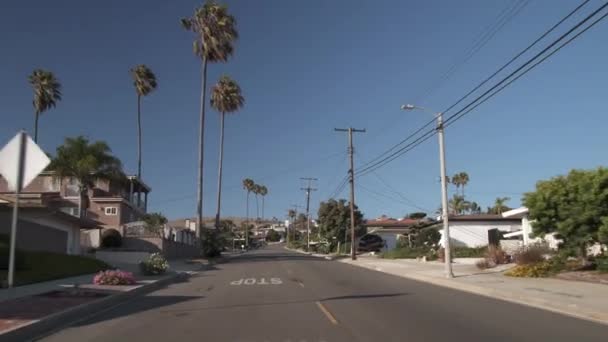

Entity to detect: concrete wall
[81,229,101,250]
[95,250,150,265]
[441,221,521,248]
[0,210,70,254]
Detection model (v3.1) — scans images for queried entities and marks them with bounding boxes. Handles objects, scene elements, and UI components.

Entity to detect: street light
[401,104,454,278]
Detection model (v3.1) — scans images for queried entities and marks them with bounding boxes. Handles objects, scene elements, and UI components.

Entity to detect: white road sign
[0,132,50,191]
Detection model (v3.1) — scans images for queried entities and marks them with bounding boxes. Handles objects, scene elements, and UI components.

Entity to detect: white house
[439,214,522,248]
[365,217,431,251]
[501,207,562,250]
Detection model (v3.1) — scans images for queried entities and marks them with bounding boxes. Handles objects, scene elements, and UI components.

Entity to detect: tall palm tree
[129,65,157,183]
[28,69,62,143]
[458,172,470,197]
[49,136,125,219]
[451,173,461,195]
[242,178,254,223]
[211,76,244,229]
[259,185,268,220]
[181,0,238,238]
[253,184,262,220]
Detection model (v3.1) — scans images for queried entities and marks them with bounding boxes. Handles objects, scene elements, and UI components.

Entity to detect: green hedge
[381,247,436,260]
[453,246,487,258]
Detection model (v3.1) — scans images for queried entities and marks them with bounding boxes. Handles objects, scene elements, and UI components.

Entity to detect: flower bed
[93,270,136,285]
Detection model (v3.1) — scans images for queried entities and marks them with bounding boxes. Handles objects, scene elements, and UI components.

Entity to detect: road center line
[316,301,338,325]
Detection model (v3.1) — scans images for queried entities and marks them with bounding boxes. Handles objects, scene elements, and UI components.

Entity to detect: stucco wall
[0,210,70,254]
[440,221,521,247]
[121,236,199,259]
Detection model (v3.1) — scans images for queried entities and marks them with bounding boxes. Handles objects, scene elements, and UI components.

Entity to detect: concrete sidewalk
[339,256,608,325]
[0,258,207,303]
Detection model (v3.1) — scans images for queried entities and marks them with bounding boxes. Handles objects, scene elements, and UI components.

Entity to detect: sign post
[0,131,50,288]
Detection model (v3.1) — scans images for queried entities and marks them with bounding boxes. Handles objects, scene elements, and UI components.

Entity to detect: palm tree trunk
[214,112,226,229]
[262,196,264,220]
[196,57,208,239]
[33,110,40,143]
[246,191,250,247]
[136,94,142,208]
[255,195,259,220]
[78,186,86,220]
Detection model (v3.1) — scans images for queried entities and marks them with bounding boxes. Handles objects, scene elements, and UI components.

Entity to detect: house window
[105,207,118,216]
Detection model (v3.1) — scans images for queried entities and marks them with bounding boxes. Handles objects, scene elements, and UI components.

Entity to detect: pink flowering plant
[93,270,136,285]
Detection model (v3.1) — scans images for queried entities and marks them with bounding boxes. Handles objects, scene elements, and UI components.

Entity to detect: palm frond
[210,75,244,114]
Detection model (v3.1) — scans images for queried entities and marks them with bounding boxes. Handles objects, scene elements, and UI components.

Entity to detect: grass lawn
[1,246,110,287]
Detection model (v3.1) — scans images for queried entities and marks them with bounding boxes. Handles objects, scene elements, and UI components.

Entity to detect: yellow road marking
[316,301,338,325]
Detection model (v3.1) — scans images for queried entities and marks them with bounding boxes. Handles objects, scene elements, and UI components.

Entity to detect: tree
[266,229,281,242]
[242,178,254,244]
[129,65,157,183]
[317,199,365,249]
[211,76,244,229]
[49,136,125,219]
[408,212,427,220]
[449,195,469,215]
[287,209,296,242]
[458,172,470,197]
[181,1,238,238]
[259,185,268,219]
[469,201,482,214]
[142,212,167,236]
[28,69,62,142]
[451,173,462,195]
[489,197,511,215]
[253,184,262,219]
[524,168,608,258]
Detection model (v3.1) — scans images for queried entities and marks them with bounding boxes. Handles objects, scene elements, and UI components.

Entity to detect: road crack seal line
[316,301,339,325]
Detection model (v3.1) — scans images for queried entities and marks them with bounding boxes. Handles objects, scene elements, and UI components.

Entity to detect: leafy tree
[266,229,281,242]
[142,212,167,236]
[211,76,244,229]
[317,199,365,249]
[469,201,482,214]
[524,168,608,258]
[181,0,238,239]
[408,212,427,220]
[129,64,157,182]
[488,197,511,215]
[28,69,62,142]
[49,136,125,219]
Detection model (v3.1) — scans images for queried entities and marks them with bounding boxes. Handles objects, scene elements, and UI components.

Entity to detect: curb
[2,272,190,342]
[338,259,608,326]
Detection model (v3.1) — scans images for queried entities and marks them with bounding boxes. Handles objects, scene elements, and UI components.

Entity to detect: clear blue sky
[1,0,607,221]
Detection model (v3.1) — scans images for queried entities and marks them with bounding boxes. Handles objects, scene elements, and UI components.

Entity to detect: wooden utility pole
[334,127,365,260]
[300,177,317,251]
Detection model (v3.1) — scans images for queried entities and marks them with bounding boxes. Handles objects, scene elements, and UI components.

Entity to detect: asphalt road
[41,245,608,342]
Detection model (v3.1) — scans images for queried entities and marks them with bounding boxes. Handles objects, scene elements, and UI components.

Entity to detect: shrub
[453,246,487,258]
[513,244,549,265]
[201,230,223,258]
[595,256,608,273]
[139,253,169,275]
[414,228,441,248]
[505,261,554,278]
[93,270,136,285]
[101,229,122,248]
[265,229,281,242]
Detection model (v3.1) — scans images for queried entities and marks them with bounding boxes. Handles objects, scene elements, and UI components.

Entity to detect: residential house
[0,171,150,230]
[0,194,97,255]
[365,216,433,250]
[439,214,522,248]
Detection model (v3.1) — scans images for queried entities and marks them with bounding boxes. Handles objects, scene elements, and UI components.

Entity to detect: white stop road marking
[230,278,283,286]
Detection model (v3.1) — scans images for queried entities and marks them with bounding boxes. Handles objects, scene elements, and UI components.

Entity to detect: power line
[444,4,608,128]
[351,0,605,177]
[415,0,531,102]
[441,0,592,117]
[368,169,432,212]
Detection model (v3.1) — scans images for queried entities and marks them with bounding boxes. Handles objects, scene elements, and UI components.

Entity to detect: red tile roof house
[0,171,150,251]
[364,217,434,251]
